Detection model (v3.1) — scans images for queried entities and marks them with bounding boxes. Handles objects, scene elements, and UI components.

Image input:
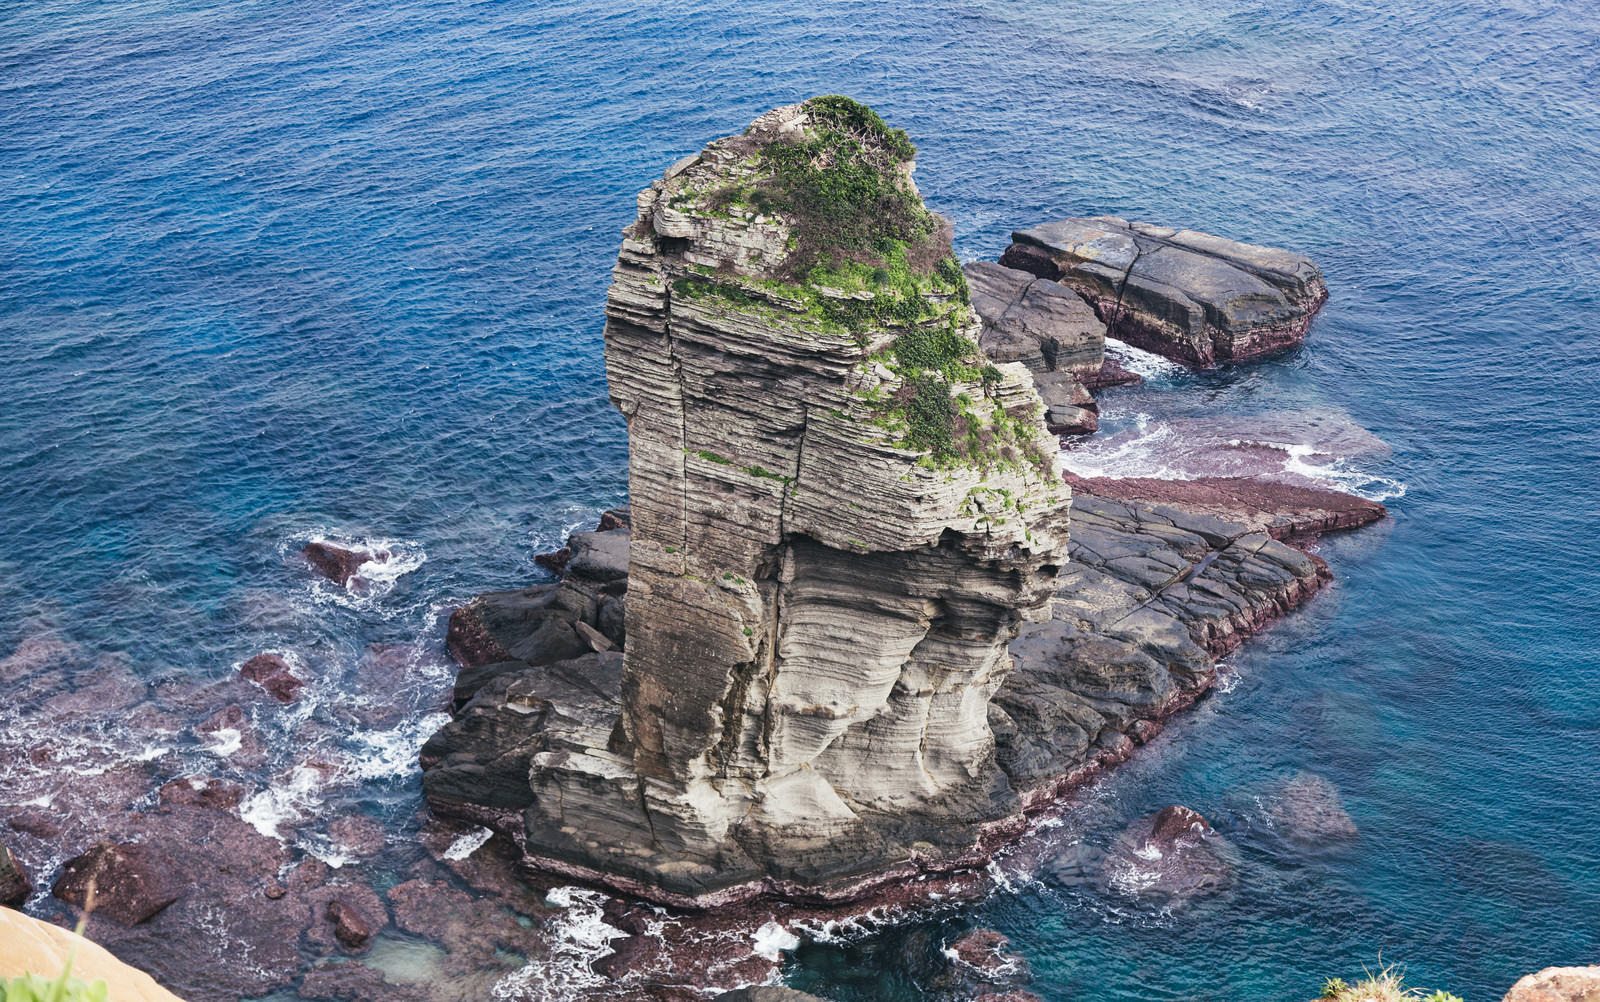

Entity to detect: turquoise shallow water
[3,1,1598,999]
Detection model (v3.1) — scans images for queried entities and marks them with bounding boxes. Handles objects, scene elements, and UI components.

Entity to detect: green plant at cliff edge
[1,970,109,1002]
[1318,961,1463,1002]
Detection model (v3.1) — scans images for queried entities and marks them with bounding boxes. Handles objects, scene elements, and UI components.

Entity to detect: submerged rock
[1000,216,1327,367]
[52,841,183,925]
[239,653,305,703]
[0,842,30,907]
[1265,772,1359,847]
[157,777,245,811]
[1067,473,1386,540]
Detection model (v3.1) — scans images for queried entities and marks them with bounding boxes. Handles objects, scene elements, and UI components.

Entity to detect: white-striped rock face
[511,101,1072,903]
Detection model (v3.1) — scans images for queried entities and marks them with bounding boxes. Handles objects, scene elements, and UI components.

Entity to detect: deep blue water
[3,1,1598,1000]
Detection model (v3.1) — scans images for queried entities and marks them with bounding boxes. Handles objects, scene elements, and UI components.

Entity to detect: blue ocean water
[2,1,1598,1000]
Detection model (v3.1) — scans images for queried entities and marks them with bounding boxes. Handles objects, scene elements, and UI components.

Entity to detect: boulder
[52,842,183,925]
[564,529,630,582]
[239,653,305,703]
[327,897,376,951]
[301,541,374,587]
[1000,216,1327,367]
[1503,966,1600,1002]
[0,842,30,907]
[715,991,829,1002]
[965,260,1105,377]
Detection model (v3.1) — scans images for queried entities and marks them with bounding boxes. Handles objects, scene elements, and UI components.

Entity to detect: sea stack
[424,97,1071,905]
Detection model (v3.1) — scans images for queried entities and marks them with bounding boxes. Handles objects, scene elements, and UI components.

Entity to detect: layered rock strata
[965,261,1106,435]
[992,493,1329,800]
[1000,216,1328,367]
[425,477,1346,909]
[1065,473,1387,540]
[425,98,1073,906]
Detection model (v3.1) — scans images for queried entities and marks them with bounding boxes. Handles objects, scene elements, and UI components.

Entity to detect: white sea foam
[1105,338,1188,382]
[441,825,495,861]
[494,887,626,1000]
[344,712,450,783]
[203,727,243,757]
[752,921,800,962]
[239,763,331,839]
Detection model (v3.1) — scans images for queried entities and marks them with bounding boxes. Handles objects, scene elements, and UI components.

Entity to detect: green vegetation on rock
[1319,964,1462,1002]
[666,97,1050,477]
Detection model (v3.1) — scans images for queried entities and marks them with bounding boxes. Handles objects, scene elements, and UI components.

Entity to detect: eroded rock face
[1502,966,1600,1002]
[965,262,1106,437]
[1000,216,1327,367]
[424,99,1072,906]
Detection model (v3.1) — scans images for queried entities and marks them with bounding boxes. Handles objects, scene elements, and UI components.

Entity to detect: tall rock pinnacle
[431,98,1072,905]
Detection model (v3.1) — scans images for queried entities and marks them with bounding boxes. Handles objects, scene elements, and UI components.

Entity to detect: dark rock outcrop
[966,261,1105,436]
[1001,216,1327,367]
[994,494,1328,799]
[1,842,29,907]
[239,653,305,703]
[52,842,183,925]
[300,542,374,587]
[1067,473,1386,540]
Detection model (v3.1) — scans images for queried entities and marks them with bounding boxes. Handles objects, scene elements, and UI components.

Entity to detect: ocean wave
[1063,408,1407,503]
[492,887,626,1001]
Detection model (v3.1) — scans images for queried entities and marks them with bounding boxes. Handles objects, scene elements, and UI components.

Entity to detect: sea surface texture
[3,1,1598,999]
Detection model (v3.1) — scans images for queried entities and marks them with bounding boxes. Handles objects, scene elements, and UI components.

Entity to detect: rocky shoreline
[0,96,1419,1002]
[417,97,1374,911]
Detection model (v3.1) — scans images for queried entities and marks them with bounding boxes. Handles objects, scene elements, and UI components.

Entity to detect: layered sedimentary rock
[992,493,1329,799]
[425,481,1350,910]
[1066,473,1387,540]
[965,261,1106,435]
[1000,216,1327,367]
[424,98,1072,905]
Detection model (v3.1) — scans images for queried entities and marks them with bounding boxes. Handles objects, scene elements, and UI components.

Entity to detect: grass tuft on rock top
[1318,963,1463,1002]
[677,95,969,334]
[669,97,1049,476]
